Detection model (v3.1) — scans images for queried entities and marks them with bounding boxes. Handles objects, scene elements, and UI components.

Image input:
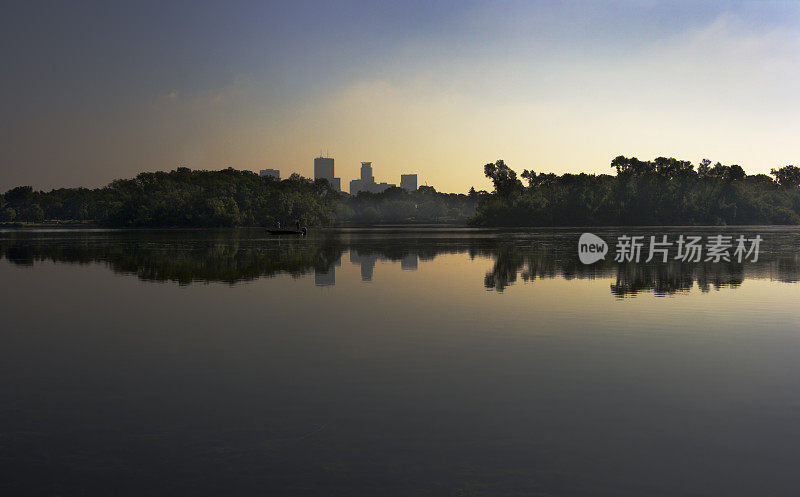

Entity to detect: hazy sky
[2,1,799,193]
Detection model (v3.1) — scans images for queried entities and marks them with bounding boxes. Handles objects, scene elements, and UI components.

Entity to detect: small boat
[268,227,307,236]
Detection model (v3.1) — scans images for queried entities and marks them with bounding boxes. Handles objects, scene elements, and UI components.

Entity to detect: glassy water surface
[1,227,799,496]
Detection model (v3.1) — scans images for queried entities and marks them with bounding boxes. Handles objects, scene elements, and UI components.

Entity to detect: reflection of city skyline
[349,249,378,281]
[314,255,341,287]
[346,249,420,282]
[317,250,423,286]
[2,229,798,296]
[401,253,418,270]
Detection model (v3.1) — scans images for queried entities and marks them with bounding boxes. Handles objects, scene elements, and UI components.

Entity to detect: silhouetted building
[260,169,280,180]
[361,162,373,182]
[400,174,417,191]
[314,157,334,179]
[349,161,396,194]
[314,156,341,192]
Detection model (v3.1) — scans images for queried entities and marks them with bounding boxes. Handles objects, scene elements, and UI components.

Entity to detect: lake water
[1,227,800,496]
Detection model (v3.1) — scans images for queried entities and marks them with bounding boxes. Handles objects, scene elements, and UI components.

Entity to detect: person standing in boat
[295,219,301,231]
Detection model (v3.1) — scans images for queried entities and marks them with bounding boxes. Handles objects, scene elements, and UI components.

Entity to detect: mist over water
[1,227,800,496]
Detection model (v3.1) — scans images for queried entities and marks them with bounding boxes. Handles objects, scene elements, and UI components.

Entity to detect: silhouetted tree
[484,160,523,198]
[472,156,800,226]
[771,165,800,188]
[1,207,16,222]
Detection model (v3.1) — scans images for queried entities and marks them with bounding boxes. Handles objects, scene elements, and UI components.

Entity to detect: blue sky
[2,1,799,192]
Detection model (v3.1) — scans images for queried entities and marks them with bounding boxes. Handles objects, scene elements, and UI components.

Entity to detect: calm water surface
[1,227,799,496]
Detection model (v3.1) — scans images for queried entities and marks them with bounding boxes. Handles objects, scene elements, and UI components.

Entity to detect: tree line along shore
[2,157,800,227]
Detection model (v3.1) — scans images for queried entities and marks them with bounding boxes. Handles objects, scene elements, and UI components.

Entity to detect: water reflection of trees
[479,241,798,296]
[0,230,345,285]
[610,262,743,297]
[1,229,798,295]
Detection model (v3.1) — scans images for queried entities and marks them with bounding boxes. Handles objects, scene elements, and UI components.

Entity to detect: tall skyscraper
[350,161,395,194]
[400,174,417,191]
[313,156,341,192]
[314,157,334,180]
[360,162,373,182]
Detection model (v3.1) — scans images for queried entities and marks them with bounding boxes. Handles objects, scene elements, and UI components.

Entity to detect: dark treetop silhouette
[0,168,475,227]
[2,158,800,227]
[472,158,800,226]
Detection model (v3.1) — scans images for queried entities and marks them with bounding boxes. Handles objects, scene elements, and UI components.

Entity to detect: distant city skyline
[3,2,800,193]
[305,156,417,194]
[314,249,421,287]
